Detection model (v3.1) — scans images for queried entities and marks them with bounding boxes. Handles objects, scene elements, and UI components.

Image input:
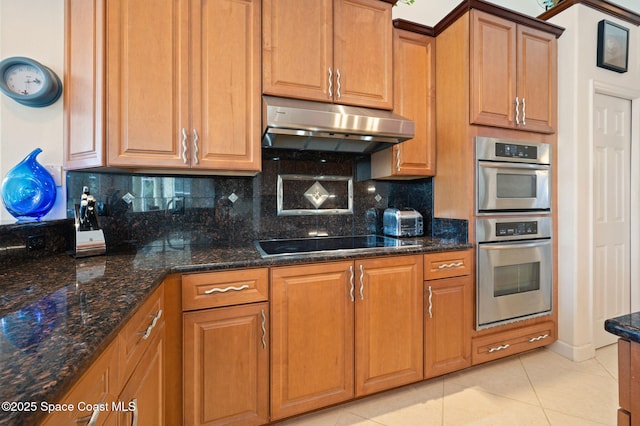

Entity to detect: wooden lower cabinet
[424,276,472,378]
[471,321,555,365]
[183,303,269,426]
[270,255,423,421]
[117,323,166,426]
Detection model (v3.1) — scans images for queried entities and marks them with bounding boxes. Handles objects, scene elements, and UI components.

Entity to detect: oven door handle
[478,161,550,171]
[479,239,551,251]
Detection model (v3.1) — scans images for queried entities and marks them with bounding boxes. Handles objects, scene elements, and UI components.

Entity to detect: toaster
[383,208,424,237]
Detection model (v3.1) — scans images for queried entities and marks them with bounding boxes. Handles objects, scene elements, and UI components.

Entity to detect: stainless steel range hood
[262,96,415,154]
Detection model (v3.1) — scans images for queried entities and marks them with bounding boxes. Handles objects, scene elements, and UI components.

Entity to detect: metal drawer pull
[515,97,520,125]
[396,148,401,171]
[328,68,333,98]
[336,68,341,99]
[522,98,526,125]
[528,334,549,343]
[140,309,163,340]
[192,128,199,165]
[181,128,188,163]
[261,309,267,349]
[76,408,101,425]
[488,344,510,353]
[359,264,364,300]
[349,266,355,302]
[438,262,464,269]
[204,284,249,294]
[427,285,433,319]
[131,398,138,426]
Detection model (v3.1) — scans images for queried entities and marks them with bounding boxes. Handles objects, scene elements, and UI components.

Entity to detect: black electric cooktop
[255,235,418,257]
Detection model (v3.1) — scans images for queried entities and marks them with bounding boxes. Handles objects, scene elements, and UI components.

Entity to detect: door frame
[590,80,640,326]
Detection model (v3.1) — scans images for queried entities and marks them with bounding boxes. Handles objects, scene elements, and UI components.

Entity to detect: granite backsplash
[1,150,466,266]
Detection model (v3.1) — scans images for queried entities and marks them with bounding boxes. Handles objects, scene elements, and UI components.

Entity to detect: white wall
[546,5,640,360]
[0,0,65,223]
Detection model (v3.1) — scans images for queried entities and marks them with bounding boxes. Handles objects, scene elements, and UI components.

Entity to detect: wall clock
[0,56,62,107]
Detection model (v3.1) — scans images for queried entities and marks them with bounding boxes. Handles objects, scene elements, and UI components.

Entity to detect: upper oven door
[477,161,551,213]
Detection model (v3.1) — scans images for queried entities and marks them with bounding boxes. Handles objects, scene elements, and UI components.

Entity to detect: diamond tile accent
[228,192,239,203]
[304,181,330,209]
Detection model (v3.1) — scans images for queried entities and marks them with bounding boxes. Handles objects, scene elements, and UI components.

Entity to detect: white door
[593,93,631,348]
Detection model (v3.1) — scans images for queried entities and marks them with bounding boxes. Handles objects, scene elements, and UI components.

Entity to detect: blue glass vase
[1,148,57,221]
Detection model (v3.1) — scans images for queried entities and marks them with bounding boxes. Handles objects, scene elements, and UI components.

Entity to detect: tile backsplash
[1,149,467,262]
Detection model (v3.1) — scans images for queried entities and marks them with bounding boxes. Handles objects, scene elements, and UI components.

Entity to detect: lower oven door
[477,238,552,329]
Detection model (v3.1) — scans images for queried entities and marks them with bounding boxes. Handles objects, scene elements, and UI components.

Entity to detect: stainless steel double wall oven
[475,137,553,329]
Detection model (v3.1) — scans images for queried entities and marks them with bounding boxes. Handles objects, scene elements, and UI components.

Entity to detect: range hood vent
[262,96,415,154]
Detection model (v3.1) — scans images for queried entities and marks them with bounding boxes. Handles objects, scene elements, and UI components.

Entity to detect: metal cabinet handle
[437,262,464,269]
[76,408,101,425]
[328,67,333,98]
[396,147,401,171]
[359,264,364,300]
[181,128,188,163]
[528,334,548,343]
[488,344,510,353]
[204,284,249,295]
[131,398,138,426]
[427,285,433,319]
[515,97,520,125]
[336,68,341,99]
[192,128,199,165]
[522,98,526,125]
[139,309,162,340]
[349,266,354,302]
[261,309,267,349]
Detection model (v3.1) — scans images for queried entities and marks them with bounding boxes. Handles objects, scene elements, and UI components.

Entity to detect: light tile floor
[277,344,619,426]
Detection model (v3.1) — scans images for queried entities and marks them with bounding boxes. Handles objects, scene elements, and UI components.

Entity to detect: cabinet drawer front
[472,321,555,365]
[42,341,119,426]
[119,285,165,381]
[182,268,268,310]
[424,250,472,280]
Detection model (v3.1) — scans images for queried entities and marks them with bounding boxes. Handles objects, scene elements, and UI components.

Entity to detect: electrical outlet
[27,235,45,251]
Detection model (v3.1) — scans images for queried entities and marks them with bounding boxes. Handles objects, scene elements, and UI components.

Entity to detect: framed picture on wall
[597,19,629,73]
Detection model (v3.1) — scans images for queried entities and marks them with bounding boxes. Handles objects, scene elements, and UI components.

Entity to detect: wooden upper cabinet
[263,0,393,110]
[371,28,436,179]
[470,10,556,134]
[65,0,261,173]
[106,0,190,169]
[191,0,262,172]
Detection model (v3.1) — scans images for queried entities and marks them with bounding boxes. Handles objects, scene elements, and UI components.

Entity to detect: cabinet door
[262,0,333,102]
[355,255,423,396]
[191,0,261,172]
[334,0,393,109]
[64,0,105,170]
[470,10,517,129]
[371,29,435,178]
[517,25,557,134]
[118,323,165,426]
[106,0,190,168]
[183,303,269,426]
[270,262,355,420]
[424,276,472,378]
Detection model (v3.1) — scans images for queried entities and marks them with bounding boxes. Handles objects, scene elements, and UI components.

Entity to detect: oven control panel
[495,143,538,160]
[495,221,538,237]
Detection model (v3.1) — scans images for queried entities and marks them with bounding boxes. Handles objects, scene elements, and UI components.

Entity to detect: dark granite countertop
[0,236,470,425]
[605,312,640,344]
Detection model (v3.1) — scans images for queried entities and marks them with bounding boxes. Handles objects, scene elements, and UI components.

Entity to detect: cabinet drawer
[41,340,119,426]
[424,250,472,280]
[182,268,268,311]
[119,285,164,382]
[472,321,555,365]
